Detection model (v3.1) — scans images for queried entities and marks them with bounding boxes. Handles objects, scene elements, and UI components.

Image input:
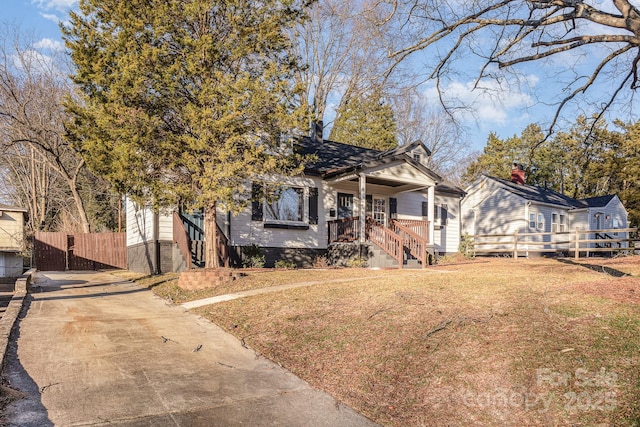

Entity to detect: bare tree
[392,90,467,173]
[0,25,91,232]
[292,0,398,127]
[378,0,640,138]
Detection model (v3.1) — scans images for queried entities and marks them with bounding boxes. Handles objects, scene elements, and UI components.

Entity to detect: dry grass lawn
[182,257,640,427]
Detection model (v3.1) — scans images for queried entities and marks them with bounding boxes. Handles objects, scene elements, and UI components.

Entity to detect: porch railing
[328,216,360,243]
[393,219,429,243]
[173,212,192,270]
[390,220,427,268]
[366,218,404,268]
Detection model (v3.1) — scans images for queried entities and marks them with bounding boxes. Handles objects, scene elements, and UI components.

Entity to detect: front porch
[328,216,432,268]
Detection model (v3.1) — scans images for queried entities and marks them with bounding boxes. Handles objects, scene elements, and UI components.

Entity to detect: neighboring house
[461,165,629,254]
[126,131,465,272]
[0,204,27,279]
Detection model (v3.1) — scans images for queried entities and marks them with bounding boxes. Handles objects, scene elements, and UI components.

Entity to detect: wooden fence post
[513,230,518,260]
[574,228,580,260]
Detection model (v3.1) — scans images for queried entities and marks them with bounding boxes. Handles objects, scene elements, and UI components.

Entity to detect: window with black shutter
[308,187,318,224]
[421,201,428,218]
[389,197,397,219]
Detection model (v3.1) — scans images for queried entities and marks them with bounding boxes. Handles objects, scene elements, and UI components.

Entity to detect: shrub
[459,233,475,259]
[242,244,265,268]
[347,257,367,268]
[312,255,330,268]
[274,259,297,269]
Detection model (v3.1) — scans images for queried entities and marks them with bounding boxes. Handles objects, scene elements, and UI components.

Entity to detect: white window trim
[537,213,544,231]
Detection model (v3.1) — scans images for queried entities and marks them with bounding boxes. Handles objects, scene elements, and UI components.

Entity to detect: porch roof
[296,137,442,186]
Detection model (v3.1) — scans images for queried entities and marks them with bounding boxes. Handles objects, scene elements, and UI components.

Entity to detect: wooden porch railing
[328,216,360,243]
[366,218,404,268]
[390,220,428,268]
[173,212,192,270]
[393,219,429,243]
[216,222,230,268]
[175,212,230,268]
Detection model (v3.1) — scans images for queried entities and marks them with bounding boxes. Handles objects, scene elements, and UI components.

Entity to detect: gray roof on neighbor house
[488,176,587,208]
[578,194,616,208]
[0,203,28,213]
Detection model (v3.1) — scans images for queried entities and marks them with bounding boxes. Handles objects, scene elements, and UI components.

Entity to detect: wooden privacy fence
[466,228,638,259]
[35,232,126,271]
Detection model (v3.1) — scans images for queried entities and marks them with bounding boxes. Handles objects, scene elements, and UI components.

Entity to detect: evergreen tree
[329,91,397,150]
[64,0,309,268]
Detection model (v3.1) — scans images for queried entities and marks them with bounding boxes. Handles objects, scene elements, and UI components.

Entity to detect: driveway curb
[0,269,36,369]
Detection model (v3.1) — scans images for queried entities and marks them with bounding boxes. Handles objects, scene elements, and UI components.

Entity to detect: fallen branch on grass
[425,319,453,338]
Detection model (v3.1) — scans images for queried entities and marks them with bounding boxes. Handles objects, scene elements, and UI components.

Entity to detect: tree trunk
[204,201,220,269]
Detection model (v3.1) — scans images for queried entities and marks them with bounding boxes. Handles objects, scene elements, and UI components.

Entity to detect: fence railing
[328,216,360,243]
[390,220,427,268]
[173,212,192,270]
[466,228,638,259]
[392,219,430,243]
[366,218,404,267]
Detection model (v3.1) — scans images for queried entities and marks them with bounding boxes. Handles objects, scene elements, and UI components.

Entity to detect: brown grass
[183,257,640,427]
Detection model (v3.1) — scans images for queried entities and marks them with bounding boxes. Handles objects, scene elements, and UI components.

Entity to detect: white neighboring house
[461,168,629,254]
[126,134,465,273]
[0,204,27,279]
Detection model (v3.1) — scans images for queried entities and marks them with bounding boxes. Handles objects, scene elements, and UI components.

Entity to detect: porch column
[359,173,366,244]
[428,185,435,245]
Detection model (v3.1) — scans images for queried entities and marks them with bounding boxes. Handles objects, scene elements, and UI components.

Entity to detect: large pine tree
[64,0,309,267]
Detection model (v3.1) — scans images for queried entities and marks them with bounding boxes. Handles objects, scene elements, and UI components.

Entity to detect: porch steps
[366,244,422,269]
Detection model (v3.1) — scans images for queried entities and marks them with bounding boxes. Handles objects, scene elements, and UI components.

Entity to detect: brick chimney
[511,163,525,185]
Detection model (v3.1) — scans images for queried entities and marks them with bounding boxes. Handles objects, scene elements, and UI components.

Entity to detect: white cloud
[34,38,64,51]
[422,76,537,127]
[33,0,78,11]
[40,13,61,23]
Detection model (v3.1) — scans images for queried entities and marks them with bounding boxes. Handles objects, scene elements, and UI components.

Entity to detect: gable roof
[484,176,623,210]
[296,136,442,183]
[578,195,616,208]
[485,176,585,208]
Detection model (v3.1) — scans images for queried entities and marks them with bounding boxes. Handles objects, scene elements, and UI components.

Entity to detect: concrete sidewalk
[3,271,378,427]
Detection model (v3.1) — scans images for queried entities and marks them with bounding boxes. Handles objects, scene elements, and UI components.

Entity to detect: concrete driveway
[3,271,377,427]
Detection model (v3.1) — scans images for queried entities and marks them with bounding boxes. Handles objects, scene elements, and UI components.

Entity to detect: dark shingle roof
[296,136,381,175]
[488,176,586,208]
[578,195,616,208]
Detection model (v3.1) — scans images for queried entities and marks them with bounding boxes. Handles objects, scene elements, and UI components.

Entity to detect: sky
[3,0,637,154]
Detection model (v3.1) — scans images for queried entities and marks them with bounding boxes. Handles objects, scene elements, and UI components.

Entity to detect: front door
[337,193,353,219]
[373,197,386,225]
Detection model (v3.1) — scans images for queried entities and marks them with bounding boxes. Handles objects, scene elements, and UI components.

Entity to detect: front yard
[128,257,640,426]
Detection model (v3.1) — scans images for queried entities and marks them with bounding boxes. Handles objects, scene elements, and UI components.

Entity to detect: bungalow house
[126,131,465,273]
[0,204,27,280]
[461,165,629,255]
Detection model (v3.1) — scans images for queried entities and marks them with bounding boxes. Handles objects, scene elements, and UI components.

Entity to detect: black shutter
[421,201,428,218]
[251,183,263,221]
[366,194,373,218]
[389,197,397,219]
[308,187,319,225]
[441,204,448,225]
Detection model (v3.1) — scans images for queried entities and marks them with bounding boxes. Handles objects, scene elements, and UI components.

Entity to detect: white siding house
[461,172,629,255]
[126,137,465,271]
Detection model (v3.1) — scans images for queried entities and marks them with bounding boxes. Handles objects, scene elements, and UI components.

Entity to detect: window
[413,153,421,162]
[529,213,536,229]
[265,187,304,222]
[559,214,566,232]
[551,213,558,233]
[537,213,544,230]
